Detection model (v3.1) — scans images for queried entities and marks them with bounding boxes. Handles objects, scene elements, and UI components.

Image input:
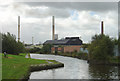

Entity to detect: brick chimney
[18,16,20,42]
[101,21,104,35]
[52,16,55,40]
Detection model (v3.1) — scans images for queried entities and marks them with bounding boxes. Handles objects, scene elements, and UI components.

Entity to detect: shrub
[88,34,114,62]
[40,44,52,54]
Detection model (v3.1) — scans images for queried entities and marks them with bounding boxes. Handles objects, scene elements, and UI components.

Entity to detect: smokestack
[52,16,55,40]
[101,21,104,35]
[32,37,34,45]
[18,16,20,42]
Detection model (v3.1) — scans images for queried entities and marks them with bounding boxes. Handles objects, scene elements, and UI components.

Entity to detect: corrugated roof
[43,37,83,45]
[44,39,69,45]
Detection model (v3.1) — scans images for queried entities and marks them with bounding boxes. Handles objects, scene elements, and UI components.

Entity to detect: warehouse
[44,37,83,53]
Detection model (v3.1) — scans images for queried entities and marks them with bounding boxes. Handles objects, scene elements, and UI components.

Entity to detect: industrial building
[43,16,104,54]
[43,16,83,53]
[44,37,83,53]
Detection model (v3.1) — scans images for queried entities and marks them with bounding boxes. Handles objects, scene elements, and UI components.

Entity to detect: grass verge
[2,53,61,80]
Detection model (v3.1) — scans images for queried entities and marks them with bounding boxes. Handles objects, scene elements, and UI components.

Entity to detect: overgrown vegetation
[2,32,25,55]
[26,47,41,53]
[82,43,90,50]
[27,44,52,54]
[57,51,88,60]
[40,44,52,54]
[88,34,114,62]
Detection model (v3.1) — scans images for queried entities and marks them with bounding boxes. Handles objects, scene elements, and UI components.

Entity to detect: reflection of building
[44,37,82,53]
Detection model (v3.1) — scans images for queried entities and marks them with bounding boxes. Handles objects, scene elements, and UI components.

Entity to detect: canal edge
[19,62,64,81]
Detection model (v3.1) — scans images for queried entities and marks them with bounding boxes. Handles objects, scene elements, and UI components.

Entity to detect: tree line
[27,44,52,54]
[1,32,25,55]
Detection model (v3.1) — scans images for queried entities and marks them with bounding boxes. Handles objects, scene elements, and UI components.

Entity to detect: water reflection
[118,66,120,79]
[29,54,119,79]
[89,64,118,79]
[30,54,90,79]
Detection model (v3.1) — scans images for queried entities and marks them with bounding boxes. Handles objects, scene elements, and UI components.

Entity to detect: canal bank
[88,60,120,66]
[2,54,64,81]
[20,63,64,81]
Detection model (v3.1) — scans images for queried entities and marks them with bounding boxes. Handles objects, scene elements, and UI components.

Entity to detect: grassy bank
[2,53,62,80]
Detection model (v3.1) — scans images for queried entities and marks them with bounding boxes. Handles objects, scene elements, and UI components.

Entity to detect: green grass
[2,53,58,79]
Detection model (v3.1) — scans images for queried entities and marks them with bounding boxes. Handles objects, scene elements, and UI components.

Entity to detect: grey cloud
[29,7,70,18]
[6,2,118,19]
[21,2,118,12]
[10,2,71,18]
[118,1,120,34]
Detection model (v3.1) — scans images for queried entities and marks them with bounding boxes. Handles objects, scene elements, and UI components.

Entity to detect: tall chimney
[101,21,104,35]
[52,16,55,40]
[32,37,34,45]
[18,16,20,42]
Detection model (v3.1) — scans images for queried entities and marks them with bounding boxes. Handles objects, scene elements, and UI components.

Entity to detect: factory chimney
[52,16,55,40]
[101,21,104,35]
[32,37,34,45]
[18,16,20,42]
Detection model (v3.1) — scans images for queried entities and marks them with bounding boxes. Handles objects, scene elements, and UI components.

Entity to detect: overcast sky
[0,0,119,44]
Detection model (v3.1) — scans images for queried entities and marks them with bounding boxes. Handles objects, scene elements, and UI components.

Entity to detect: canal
[29,54,119,79]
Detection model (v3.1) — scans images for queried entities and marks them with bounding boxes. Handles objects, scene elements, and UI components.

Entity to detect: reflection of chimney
[18,16,20,42]
[52,16,55,40]
[101,21,104,35]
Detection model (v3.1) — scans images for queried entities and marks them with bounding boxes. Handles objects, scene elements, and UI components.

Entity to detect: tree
[28,47,41,53]
[2,32,25,55]
[88,34,114,62]
[118,36,120,56]
[82,43,90,50]
[112,38,118,45]
[41,44,52,54]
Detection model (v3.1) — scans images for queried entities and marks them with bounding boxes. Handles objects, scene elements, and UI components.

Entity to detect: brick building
[43,37,82,53]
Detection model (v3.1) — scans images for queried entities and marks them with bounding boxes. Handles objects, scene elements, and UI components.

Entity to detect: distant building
[25,44,34,49]
[25,43,43,49]
[54,34,58,40]
[80,48,89,54]
[43,37,83,53]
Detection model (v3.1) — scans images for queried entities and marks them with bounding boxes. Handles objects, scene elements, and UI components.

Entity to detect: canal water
[29,54,119,79]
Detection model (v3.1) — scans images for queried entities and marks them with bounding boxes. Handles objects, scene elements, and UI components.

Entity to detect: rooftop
[43,37,82,45]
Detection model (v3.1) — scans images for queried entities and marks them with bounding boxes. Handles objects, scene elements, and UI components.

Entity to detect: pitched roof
[43,37,83,45]
[44,39,69,45]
